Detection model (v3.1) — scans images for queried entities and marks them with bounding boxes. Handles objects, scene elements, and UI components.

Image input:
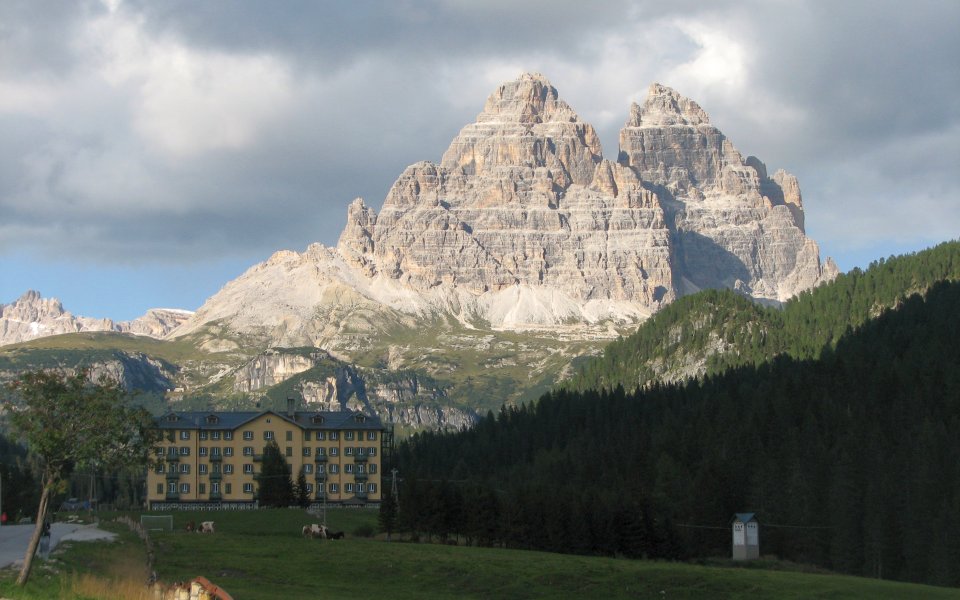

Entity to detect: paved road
[0,523,84,569]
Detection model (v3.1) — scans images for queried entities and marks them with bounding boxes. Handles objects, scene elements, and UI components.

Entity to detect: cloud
[0,0,956,298]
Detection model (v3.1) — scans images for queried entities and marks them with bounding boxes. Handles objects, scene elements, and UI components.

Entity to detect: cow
[329,531,345,540]
[199,521,215,533]
[185,520,195,533]
[302,523,328,539]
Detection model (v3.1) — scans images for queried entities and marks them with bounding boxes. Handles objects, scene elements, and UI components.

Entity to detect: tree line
[565,240,960,394]
[395,279,960,587]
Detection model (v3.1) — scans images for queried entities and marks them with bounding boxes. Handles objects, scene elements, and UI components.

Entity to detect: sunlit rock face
[173,73,836,347]
[618,83,836,301]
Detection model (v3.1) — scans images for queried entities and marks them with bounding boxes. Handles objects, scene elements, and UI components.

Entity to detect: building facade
[146,407,387,510]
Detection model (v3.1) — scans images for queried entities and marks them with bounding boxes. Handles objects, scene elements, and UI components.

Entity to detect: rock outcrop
[0,290,193,347]
[174,73,834,347]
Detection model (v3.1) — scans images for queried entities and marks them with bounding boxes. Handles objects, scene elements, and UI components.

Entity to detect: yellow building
[146,405,387,510]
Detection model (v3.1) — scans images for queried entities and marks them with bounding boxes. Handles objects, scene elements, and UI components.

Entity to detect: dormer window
[354,414,366,423]
[311,415,325,424]
[166,414,178,422]
[205,415,220,425]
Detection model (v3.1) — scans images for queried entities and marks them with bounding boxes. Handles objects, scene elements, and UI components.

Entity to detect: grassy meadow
[3,508,960,599]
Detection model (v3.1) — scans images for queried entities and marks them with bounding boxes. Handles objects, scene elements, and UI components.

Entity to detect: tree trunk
[16,474,53,586]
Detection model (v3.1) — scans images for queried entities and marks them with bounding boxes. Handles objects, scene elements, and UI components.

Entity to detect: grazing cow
[329,531,345,540]
[185,520,195,533]
[302,523,329,539]
[199,521,215,533]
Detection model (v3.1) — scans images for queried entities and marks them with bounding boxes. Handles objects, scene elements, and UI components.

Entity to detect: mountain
[2,73,837,428]
[171,73,834,348]
[564,239,960,393]
[0,290,193,346]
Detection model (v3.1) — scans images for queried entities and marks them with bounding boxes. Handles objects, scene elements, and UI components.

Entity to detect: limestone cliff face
[0,290,192,347]
[174,73,836,346]
[618,83,837,302]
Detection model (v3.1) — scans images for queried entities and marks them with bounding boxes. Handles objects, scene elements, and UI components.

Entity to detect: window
[286,431,293,441]
[199,447,208,456]
[264,431,274,441]
[167,446,177,457]
[345,483,354,493]
[212,482,220,494]
[168,482,177,494]
[357,464,365,474]
[199,431,209,440]
[206,415,219,425]
[369,483,377,493]
[211,431,221,440]
[224,464,234,474]
[224,447,233,457]
[345,447,354,456]
[180,483,190,494]
[243,431,253,440]
[306,483,313,493]
[243,446,253,456]
[199,464,208,474]
[316,431,326,441]
[315,447,325,456]
[329,464,339,474]
[244,464,253,474]
[370,464,378,474]
[199,483,206,494]
[155,447,164,457]
[317,464,325,474]
[329,431,339,441]
[303,447,312,457]
[304,464,313,474]
[225,483,232,494]
[285,447,292,457]
[357,483,365,493]
[367,431,377,441]
[357,447,365,456]
[224,431,234,441]
[369,447,377,456]
[211,447,221,457]
[179,463,190,474]
[329,483,339,493]
[155,463,164,474]
[179,446,190,456]
[156,483,163,494]
[213,464,221,474]
[330,447,338,456]
[345,431,355,441]
[243,483,254,494]
[303,431,312,441]
[180,430,190,440]
[345,464,354,474]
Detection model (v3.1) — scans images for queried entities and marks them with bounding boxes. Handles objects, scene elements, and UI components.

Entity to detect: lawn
[3,508,960,600]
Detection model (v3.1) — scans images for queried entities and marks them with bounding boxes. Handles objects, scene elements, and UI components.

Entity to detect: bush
[353,523,376,538]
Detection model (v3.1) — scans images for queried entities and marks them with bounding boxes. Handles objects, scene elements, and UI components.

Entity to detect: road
[0,523,85,569]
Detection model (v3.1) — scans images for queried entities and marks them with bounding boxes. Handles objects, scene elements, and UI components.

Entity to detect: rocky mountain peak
[476,72,579,125]
[627,83,711,128]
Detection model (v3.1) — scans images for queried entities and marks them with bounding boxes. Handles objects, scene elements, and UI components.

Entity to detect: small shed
[731,512,759,560]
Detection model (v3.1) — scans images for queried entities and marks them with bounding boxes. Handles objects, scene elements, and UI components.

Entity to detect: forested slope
[397,278,960,586]
[565,240,960,392]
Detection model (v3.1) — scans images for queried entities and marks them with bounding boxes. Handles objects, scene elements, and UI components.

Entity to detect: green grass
[3,509,958,599]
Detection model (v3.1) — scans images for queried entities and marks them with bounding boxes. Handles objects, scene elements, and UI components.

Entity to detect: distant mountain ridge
[0,290,192,346]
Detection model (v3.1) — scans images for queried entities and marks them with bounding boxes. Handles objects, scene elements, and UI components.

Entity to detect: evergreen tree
[379,487,399,541]
[294,468,310,508]
[257,441,294,507]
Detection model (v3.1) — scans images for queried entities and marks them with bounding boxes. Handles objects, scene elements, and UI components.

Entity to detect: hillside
[397,277,960,587]
[565,239,960,392]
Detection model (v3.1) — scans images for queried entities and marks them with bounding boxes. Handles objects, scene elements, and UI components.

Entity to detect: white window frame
[243,483,254,494]
[244,464,253,474]
[243,431,253,440]
[180,483,190,494]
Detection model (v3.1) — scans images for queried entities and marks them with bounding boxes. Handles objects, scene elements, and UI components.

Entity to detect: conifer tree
[257,441,294,507]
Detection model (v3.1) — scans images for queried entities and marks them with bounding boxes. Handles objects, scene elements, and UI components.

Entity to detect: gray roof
[156,409,385,431]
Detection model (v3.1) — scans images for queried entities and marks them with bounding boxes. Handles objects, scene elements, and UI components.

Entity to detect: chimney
[286,396,296,417]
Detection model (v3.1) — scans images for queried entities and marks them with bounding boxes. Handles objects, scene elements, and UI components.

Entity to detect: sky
[1,0,958,321]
